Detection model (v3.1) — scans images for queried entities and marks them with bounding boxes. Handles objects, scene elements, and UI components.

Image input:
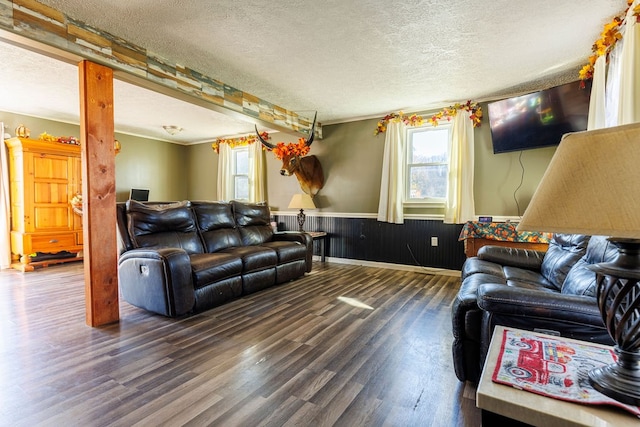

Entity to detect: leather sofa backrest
[540,234,591,290]
[116,202,133,255]
[561,236,618,296]
[192,201,243,252]
[231,200,274,246]
[125,200,204,255]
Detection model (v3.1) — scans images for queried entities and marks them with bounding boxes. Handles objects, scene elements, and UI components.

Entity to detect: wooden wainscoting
[276,216,468,272]
[0,262,480,426]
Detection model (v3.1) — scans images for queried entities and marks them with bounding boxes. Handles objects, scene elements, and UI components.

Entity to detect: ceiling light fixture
[162,125,183,136]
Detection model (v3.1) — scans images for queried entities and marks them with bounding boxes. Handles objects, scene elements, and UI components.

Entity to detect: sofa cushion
[232,200,274,245]
[562,236,618,296]
[461,258,506,281]
[261,240,307,264]
[194,277,243,310]
[189,252,243,289]
[503,266,556,291]
[476,245,545,271]
[126,200,204,255]
[221,245,277,273]
[540,234,590,290]
[192,201,243,252]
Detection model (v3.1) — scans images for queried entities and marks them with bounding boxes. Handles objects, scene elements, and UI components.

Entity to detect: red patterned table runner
[492,328,640,418]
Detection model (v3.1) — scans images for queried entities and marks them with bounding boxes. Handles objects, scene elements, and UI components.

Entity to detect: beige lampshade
[517,122,640,238]
[288,193,316,210]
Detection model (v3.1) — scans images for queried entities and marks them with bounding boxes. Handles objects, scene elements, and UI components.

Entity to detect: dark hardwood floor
[0,261,480,426]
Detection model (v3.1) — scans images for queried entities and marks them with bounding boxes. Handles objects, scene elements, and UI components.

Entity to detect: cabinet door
[70,156,83,231]
[29,153,73,232]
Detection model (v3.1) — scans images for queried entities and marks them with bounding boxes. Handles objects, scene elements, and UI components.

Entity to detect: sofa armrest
[272,231,312,246]
[118,247,195,317]
[476,283,613,370]
[477,283,603,324]
[272,231,313,272]
[477,245,546,270]
[477,282,611,345]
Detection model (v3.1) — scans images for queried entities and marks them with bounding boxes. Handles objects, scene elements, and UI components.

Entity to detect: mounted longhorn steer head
[256,114,325,197]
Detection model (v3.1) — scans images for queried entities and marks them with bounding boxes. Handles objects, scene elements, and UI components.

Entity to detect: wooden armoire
[5,137,83,271]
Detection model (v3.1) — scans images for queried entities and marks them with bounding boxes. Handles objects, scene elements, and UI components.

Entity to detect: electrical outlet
[431,236,438,247]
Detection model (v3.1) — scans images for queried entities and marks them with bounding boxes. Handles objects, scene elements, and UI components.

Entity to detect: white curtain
[377,121,405,224]
[1,122,11,269]
[605,39,624,127]
[248,141,266,203]
[216,142,266,203]
[444,110,475,224]
[587,55,607,130]
[589,0,640,128]
[216,142,233,201]
[618,5,640,125]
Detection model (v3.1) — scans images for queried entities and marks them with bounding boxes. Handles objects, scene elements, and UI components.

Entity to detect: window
[232,147,249,200]
[405,124,451,204]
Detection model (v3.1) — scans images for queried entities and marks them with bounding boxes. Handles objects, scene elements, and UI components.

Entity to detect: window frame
[403,123,452,207]
[231,145,250,201]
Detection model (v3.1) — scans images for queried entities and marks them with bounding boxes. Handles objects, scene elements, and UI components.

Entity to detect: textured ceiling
[0,0,624,144]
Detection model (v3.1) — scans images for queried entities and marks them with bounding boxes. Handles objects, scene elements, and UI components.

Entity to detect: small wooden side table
[306,231,328,262]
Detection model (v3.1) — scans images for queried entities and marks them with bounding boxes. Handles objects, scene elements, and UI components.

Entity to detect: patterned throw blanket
[459,221,551,243]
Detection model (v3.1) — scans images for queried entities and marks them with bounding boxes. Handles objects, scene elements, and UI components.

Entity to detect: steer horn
[255,126,276,149]
[305,112,317,146]
[255,112,317,149]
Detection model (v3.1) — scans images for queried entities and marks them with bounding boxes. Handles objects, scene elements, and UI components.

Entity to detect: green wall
[2,108,556,218]
[115,133,188,202]
[186,142,217,201]
[256,109,556,218]
[473,112,556,217]
[1,111,188,202]
[260,119,380,212]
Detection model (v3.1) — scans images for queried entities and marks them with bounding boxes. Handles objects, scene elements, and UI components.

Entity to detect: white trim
[273,210,378,219]
[403,200,445,207]
[273,210,445,221]
[476,215,523,223]
[275,211,523,223]
[405,123,453,203]
[403,213,445,221]
[319,105,466,126]
[312,256,461,277]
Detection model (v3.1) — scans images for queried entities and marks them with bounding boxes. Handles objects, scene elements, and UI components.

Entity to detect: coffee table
[476,326,639,426]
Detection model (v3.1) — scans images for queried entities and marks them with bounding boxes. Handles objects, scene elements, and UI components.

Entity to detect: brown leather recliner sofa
[116,199,313,317]
[451,234,618,384]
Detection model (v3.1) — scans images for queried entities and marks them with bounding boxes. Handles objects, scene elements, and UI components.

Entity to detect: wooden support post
[78,60,119,326]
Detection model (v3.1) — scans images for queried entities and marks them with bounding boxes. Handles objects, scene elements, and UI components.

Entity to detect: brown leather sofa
[452,234,617,384]
[116,199,312,317]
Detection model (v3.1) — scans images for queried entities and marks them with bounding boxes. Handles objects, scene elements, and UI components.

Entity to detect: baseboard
[312,255,461,277]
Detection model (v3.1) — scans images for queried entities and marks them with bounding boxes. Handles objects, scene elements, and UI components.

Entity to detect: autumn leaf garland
[211,132,270,153]
[374,112,424,135]
[212,132,310,161]
[578,0,640,86]
[374,101,483,135]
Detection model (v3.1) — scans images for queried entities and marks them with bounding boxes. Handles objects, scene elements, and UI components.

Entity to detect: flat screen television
[129,188,150,201]
[488,80,592,154]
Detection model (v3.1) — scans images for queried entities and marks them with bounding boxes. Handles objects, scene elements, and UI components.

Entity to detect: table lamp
[288,193,316,232]
[517,122,640,406]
